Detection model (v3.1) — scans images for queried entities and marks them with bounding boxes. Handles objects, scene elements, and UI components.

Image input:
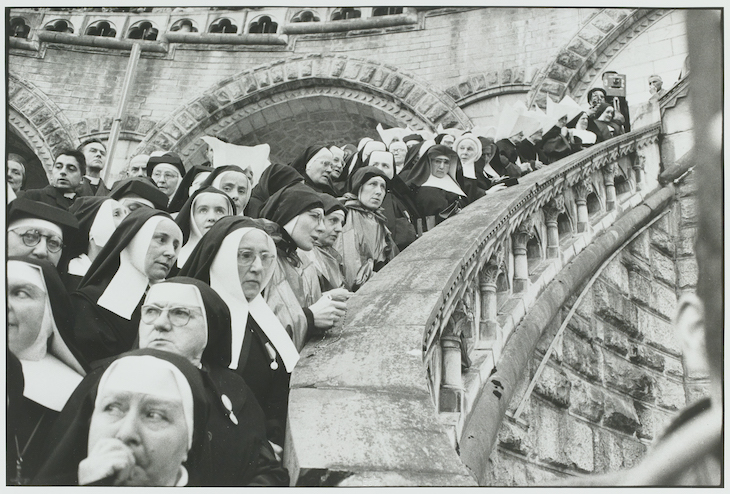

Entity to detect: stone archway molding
[8,73,80,172]
[528,8,671,109]
[135,54,472,156]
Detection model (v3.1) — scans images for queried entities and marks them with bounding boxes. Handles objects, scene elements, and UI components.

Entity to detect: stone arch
[8,73,79,175]
[528,8,672,109]
[135,54,472,164]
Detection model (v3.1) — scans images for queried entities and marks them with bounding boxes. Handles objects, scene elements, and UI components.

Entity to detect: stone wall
[484,172,705,485]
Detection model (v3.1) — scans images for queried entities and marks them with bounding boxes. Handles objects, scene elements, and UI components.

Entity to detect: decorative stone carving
[603,162,617,210]
[512,217,535,292]
[478,249,504,346]
[543,196,566,258]
[633,153,646,190]
[574,179,592,233]
[440,299,471,413]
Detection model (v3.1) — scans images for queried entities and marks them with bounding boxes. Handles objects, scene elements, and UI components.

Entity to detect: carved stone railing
[285,122,662,486]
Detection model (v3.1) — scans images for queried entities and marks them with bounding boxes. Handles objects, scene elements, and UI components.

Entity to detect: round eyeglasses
[10,229,64,253]
[140,305,202,327]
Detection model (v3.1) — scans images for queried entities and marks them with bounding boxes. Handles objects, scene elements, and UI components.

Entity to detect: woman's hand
[309,290,350,329]
[78,438,136,486]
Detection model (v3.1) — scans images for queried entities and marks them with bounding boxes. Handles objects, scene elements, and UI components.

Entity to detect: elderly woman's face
[329,147,345,179]
[88,372,189,486]
[290,208,326,251]
[7,159,24,193]
[217,171,249,215]
[151,165,182,199]
[237,229,277,301]
[370,157,394,180]
[389,142,407,165]
[456,140,478,164]
[138,284,207,365]
[358,177,387,210]
[8,220,64,267]
[7,274,46,355]
[430,155,450,179]
[144,220,182,282]
[305,149,335,186]
[192,193,230,235]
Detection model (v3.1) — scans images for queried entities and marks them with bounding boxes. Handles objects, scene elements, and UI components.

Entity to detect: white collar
[421,174,466,197]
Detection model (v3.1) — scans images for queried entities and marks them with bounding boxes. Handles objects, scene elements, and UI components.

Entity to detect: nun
[453,133,486,203]
[136,278,289,486]
[33,349,210,486]
[198,165,252,216]
[402,144,468,229]
[344,138,386,185]
[178,217,299,448]
[7,257,87,484]
[336,167,399,291]
[66,197,128,287]
[167,164,214,214]
[71,208,183,364]
[173,186,235,269]
[245,163,304,218]
[147,153,186,209]
[109,176,170,212]
[363,150,419,250]
[259,184,351,350]
[289,145,339,196]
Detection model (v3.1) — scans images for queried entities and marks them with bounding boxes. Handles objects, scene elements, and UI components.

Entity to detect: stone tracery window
[44,19,74,33]
[170,19,198,33]
[372,7,404,16]
[291,10,320,23]
[209,17,237,34]
[85,20,117,37]
[331,8,361,21]
[10,17,31,39]
[127,20,158,40]
[249,15,278,34]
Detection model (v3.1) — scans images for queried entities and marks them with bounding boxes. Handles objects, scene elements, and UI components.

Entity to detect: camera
[602,72,626,97]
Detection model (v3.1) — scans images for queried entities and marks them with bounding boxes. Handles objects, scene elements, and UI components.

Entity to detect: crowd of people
[6,88,628,486]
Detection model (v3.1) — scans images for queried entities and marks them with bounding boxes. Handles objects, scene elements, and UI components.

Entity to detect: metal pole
[103,42,142,185]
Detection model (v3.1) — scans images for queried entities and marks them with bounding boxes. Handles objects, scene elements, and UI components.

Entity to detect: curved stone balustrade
[285,122,663,486]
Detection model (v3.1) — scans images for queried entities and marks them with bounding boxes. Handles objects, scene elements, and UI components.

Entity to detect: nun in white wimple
[7,257,87,484]
[178,217,299,448]
[71,208,183,365]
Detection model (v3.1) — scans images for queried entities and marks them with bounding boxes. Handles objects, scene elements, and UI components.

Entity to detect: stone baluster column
[478,250,503,347]
[512,217,534,293]
[633,153,646,191]
[543,196,565,259]
[440,303,468,413]
[603,162,617,211]
[573,179,592,233]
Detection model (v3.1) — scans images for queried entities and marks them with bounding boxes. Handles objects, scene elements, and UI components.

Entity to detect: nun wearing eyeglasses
[71,208,183,365]
[7,257,87,485]
[178,217,299,448]
[135,278,288,485]
[289,144,339,196]
[33,349,210,486]
[147,153,186,209]
[336,167,398,291]
[260,184,352,350]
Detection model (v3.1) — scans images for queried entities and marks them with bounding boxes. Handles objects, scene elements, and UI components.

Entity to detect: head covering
[8,257,88,411]
[33,348,211,486]
[544,94,584,132]
[403,144,466,197]
[320,193,347,225]
[452,133,483,179]
[259,182,325,230]
[174,186,235,267]
[178,217,300,372]
[197,165,252,215]
[347,140,387,179]
[69,196,124,253]
[375,123,411,146]
[148,277,233,369]
[200,136,271,188]
[110,176,170,211]
[587,87,607,104]
[288,145,338,196]
[364,151,395,178]
[168,164,215,214]
[146,152,186,178]
[245,163,304,218]
[349,166,390,196]
[77,208,178,320]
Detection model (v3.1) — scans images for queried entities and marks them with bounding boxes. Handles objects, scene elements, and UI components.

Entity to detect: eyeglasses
[152,172,179,181]
[9,229,64,253]
[141,305,202,327]
[237,249,275,269]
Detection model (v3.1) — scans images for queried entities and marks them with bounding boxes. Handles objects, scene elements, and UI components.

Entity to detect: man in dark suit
[77,138,111,196]
[19,149,86,210]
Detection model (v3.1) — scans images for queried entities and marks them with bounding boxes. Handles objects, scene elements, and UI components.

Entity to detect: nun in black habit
[136,277,289,486]
[289,144,339,196]
[178,217,300,448]
[7,257,87,484]
[109,176,170,212]
[197,165,252,216]
[33,349,211,486]
[71,207,183,364]
[167,164,214,214]
[245,163,304,218]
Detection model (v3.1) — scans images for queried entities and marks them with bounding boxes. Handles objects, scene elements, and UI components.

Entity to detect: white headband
[89,199,123,248]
